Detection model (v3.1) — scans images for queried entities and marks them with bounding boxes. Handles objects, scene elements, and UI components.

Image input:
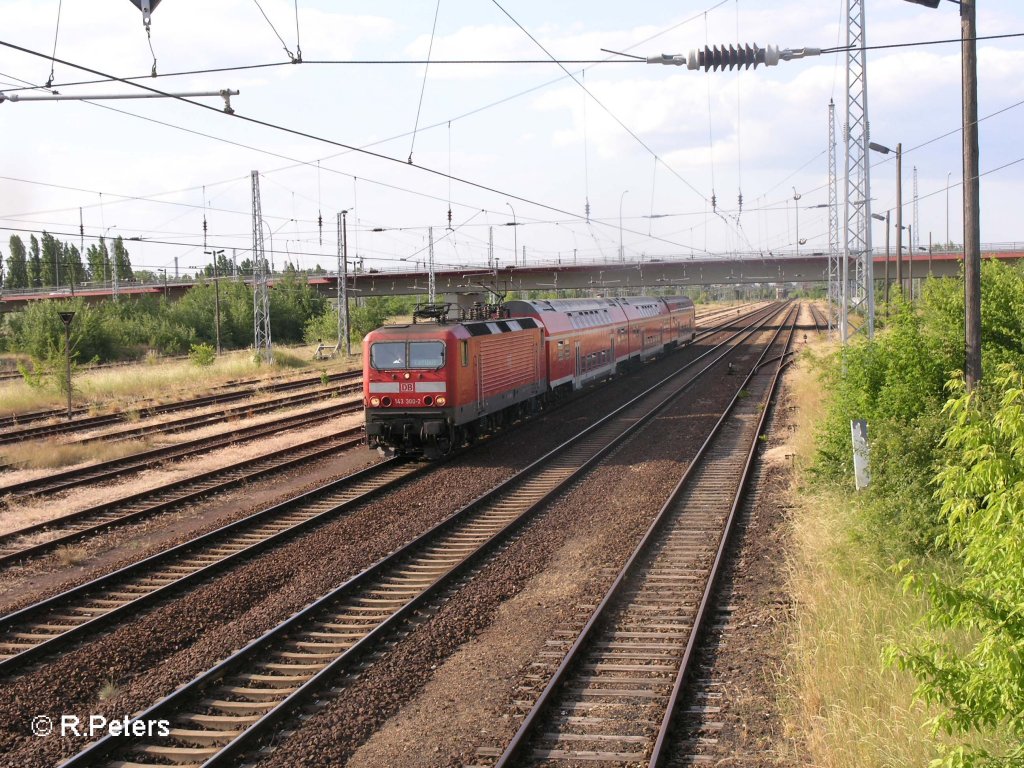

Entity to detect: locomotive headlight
[369,396,381,407]
[436,396,446,406]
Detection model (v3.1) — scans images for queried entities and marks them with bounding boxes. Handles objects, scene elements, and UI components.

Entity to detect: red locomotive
[363,296,695,458]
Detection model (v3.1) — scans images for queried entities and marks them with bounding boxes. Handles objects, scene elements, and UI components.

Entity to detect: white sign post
[851,419,870,490]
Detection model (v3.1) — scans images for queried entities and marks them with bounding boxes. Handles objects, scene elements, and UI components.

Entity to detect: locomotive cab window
[461,340,469,367]
[408,341,445,369]
[371,341,445,370]
[371,342,406,369]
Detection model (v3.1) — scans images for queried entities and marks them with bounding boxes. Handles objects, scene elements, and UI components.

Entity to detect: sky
[0,0,1022,280]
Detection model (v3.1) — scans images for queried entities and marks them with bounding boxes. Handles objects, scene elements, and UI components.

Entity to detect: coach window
[409,341,446,369]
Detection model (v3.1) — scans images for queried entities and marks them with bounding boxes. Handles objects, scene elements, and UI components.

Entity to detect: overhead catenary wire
[0,39,713,257]
[408,0,442,164]
[0,0,736,263]
[4,9,1007,264]
[487,0,710,205]
[45,0,62,88]
[4,30,1022,98]
[9,140,1019,270]
[252,0,298,62]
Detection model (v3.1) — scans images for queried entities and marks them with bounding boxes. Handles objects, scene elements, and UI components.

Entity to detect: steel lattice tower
[251,171,273,363]
[842,0,875,341]
[827,100,841,336]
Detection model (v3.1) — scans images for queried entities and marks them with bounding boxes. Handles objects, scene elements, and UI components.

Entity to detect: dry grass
[0,438,149,470]
[97,680,121,702]
[55,545,88,567]
[781,344,1009,767]
[0,343,362,418]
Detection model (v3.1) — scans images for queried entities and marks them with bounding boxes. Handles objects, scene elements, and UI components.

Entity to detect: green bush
[188,342,216,367]
[889,366,1024,768]
[813,262,1024,557]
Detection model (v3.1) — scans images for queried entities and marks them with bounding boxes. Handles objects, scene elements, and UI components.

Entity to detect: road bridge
[2,245,1021,310]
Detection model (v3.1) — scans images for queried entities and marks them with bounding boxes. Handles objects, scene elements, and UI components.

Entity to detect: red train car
[363,314,545,458]
[363,295,695,457]
[504,298,628,392]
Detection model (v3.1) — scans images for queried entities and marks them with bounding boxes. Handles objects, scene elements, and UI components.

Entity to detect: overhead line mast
[251,171,272,364]
[843,0,875,340]
[827,100,841,337]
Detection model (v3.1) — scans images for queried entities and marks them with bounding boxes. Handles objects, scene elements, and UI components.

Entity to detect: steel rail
[0,424,365,568]
[57,303,787,768]
[1,301,775,570]
[648,307,798,767]
[0,400,356,500]
[492,304,797,767]
[0,458,430,675]
[0,371,361,442]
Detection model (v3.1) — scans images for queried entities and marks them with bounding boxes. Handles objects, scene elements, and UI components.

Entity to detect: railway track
[0,400,358,501]
[481,305,796,767]
[0,370,360,438]
[0,458,429,676]
[0,381,359,450]
[0,304,776,573]
[807,302,829,333]
[0,423,367,569]
[50,303,789,768]
[694,302,758,327]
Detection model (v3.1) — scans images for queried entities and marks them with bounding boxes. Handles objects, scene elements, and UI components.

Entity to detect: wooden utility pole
[962,0,982,389]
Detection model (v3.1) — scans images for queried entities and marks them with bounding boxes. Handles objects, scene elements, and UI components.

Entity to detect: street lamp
[872,212,891,311]
[619,190,629,262]
[58,311,75,419]
[869,141,903,294]
[204,248,225,354]
[505,203,517,266]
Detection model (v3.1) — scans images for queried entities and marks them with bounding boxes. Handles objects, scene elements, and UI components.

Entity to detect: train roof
[368,316,541,339]
[657,295,696,310]
[505,297,621,314]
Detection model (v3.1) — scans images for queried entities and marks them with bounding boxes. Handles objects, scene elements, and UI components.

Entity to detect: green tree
[111,236,133,281]
[269,271,325,343]
[40,232,61,287]
[64,244,86,287]
[890,366,1024,768]
[5,235,28,289]
[86,239,111,284]
[28,234,42,288]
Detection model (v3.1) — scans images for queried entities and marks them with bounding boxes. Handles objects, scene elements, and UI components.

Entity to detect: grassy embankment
[0,344,362,417]
[783,340,1012,767]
